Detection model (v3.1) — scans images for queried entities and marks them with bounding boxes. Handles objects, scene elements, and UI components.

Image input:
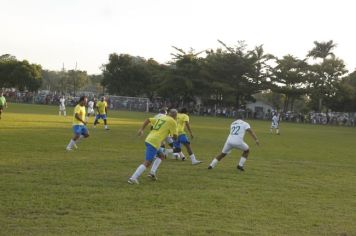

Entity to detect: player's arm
[247,128,259,145]
[185,121,194,139]
[137,118,151,136]
[105,105,108,115]
[75,113,87,125]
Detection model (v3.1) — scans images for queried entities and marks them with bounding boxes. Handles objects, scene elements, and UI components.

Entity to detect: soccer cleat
[181,157,186,161]
[66,147,72,151]
[208,166,213,169]
[105,128,110,130]
[192,160,202,165]
[237,165,245,171]
[147,173,157,181]
[128,178,139,184]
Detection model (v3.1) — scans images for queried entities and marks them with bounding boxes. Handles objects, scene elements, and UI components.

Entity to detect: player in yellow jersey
[66,96,90,151]
[128,109,178,184]
[94,96,109,130]
[173,107,202,165]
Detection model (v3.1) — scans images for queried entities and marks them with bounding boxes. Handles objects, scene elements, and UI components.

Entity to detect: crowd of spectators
[3,91,356,127]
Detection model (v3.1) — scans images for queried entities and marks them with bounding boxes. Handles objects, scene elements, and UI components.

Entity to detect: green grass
[0,103,355,235]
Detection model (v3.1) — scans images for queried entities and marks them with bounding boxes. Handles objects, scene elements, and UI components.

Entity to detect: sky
[1,0,355,74]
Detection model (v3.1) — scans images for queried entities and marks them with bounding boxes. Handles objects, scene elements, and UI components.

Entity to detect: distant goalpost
[108,95,149,112]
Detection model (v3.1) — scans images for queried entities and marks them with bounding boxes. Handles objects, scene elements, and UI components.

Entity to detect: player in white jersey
[86,98,96,122]
[208,114,259,171]
[270,113,280,134]
[59,96,66,116]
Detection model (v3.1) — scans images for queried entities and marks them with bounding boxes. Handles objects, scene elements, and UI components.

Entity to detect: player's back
[146,115,177,148]
[228,119,250,141]
[177,113,189,134]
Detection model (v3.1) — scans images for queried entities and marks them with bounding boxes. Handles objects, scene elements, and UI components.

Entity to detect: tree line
[1,40,356,112]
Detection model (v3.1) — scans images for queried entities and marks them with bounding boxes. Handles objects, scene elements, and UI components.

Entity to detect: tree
[270,55,308,111]
[0,55,42,91]
[307,40,347,111]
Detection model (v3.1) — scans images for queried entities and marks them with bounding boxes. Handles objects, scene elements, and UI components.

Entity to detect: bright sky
[1,0,355,74]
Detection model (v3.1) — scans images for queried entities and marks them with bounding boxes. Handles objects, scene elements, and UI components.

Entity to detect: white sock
[276,129,279,134]
[180,152,185,158]
[67,139,75,149]
[64,111,66,116]
[209,158,219,168]
[105,125,108,129]
[59,111,61,116]
[131,164,146,180]
[190,154,197,162]
[150,158,162,175]
[238,157,247,167]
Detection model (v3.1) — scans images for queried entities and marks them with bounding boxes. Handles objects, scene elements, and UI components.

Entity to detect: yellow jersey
[96,101,107,114]
[73,104,86,126]
[145,115,177,149]
[176,113,189,135]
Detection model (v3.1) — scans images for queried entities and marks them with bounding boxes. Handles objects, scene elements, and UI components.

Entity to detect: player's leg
[103,116,109,130]
[173,140,183,160]
[148,148,165,180]
[93,114,100,127]
[208,141,231,169]
[0,107,3,119]
[181,135,201,165]
[63,108,66,116]
[237,142,250,171]
[128,143,156,184]
[66,126,81,150]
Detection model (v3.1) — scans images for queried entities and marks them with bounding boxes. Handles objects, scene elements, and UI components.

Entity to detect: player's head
[179,107,188,114]
[168,109,178,119]
[158,107,168,115]
[78,96,88,106]
[101,96,105,101]
[236,113,244,120]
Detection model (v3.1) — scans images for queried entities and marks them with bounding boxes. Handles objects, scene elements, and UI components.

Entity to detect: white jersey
[271,115,279,128]
[59,98,66,110]
[227,119,250,141]
[88,101,94,109]
[222,119,251,153]
[87,101,95,115]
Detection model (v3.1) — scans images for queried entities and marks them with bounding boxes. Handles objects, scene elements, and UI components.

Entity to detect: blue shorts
[173,134,190,149]
[145,142,159,161]
[73,125,89,136]
[95,114,107,120]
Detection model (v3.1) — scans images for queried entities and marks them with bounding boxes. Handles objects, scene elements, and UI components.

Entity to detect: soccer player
[0,91,8,120]
[270,112,280,134]
[59,96,66,116]
[208,114,259,171]
[154,107,174,156]
[128,109,178,184]
[94,96,109,130]
[172,107,202,165]
[86,97,96,122]
[66,96,89,151]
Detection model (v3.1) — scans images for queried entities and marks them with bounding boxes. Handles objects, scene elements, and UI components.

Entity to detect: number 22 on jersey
[230,125,240,135]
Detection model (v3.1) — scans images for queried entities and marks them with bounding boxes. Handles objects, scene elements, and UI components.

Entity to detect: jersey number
[152,119,166,130]
[231,125,240,135]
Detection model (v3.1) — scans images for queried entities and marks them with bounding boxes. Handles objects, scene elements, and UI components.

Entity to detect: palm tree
[307,40,336,60]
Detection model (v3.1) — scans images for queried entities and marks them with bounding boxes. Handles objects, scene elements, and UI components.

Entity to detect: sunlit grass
[0,103,355,235]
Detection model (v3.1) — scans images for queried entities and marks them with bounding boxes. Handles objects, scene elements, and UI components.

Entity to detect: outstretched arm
[185,121,194,139]
[247,128,259,145]
[137,119,151,136]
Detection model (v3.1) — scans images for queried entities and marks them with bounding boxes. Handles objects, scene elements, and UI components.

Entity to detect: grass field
[0,103,355,235]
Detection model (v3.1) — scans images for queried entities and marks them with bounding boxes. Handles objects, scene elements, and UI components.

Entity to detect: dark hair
[179,107,188,114]
[79,96,87,103]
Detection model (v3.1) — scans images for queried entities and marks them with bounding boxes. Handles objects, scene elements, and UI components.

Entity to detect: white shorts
[87,108,95,115]
[271,124,279,129]
[222,139,249,154]
[59,105,66,111]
